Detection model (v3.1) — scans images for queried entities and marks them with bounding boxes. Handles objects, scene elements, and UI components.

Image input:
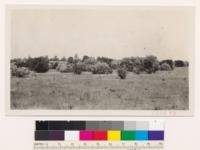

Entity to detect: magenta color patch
[79,130,93,140]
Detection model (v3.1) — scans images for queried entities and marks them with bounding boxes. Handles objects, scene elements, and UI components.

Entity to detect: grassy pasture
[11,67,188,110]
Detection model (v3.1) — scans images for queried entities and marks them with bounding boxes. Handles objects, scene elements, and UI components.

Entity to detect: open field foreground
[11,67,188,110]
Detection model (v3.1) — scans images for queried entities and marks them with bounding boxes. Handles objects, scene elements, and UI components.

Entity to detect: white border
[5,4,195,116]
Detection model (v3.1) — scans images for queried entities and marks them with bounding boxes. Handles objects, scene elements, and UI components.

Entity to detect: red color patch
[93,131,107,140]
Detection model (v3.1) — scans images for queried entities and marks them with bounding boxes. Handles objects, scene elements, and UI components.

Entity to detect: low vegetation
[56,62,73,73]
[117,68,127,79]
[160,59,174,70]
[175,60,186,67]
[73,62,84,74]
[11,54,189,78]
[160,63,172,71]
[11,63,30,77]
[92,62,112,74]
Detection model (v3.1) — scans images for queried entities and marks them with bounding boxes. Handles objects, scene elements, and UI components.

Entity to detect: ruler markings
[34,121,164,150]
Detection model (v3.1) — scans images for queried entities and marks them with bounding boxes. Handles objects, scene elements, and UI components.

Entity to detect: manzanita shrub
[92,62,112,74]
[117,68,127,79]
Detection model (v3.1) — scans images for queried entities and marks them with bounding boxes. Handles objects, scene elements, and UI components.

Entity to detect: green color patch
[121,131,135,140]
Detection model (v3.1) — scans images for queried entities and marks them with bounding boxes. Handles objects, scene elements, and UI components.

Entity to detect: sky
[10,6,194,61]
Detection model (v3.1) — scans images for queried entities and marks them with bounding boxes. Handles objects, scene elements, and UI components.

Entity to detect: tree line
[11,54,189,79]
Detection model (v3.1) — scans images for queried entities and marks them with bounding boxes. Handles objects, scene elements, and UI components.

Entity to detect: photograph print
[7,6,194,115]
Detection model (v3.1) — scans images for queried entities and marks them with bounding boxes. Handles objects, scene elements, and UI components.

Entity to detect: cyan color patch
[135,131,148,140]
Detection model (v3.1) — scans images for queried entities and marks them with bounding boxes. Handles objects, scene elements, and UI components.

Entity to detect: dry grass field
[10,67,188,110]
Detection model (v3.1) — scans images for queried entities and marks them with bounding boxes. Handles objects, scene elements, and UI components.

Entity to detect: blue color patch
[135,131,148,140]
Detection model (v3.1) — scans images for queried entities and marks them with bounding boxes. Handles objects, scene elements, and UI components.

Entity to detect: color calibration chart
[34,120,164,150]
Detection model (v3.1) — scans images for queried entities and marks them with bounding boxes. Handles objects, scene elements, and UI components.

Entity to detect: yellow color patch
[107,130,121,141]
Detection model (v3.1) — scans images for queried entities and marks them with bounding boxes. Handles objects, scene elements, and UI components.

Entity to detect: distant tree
[110,60,121,69]
[82,55,89,62]
[11,58,27,68]
[143,55,159,74]
[73,54,81,64]
[74,54,78,60]
[67,57,74,64]
[50,56,59,61]
[132,57,143,65]
[84,57,96,65]
[133,65,145,74]
[97,57,113,67]
[49,61,58,69]
[60,56,67,61]
[131,57,145,74]
[57,62,73,73]
[92,62,112,74]
[120,57,134,72]
[73,62,84,74]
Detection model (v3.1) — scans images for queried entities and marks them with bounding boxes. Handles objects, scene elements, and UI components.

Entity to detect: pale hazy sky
[10,6,194,61]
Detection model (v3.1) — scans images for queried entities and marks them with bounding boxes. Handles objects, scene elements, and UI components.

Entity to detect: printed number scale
[34,141,164,150]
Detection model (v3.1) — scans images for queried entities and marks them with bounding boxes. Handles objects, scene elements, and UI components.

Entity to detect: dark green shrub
[160,59,174,70]
[60,57,67,61]
[175,60,185,67]
[57,63,73,73]
[82,55,89,62]
[160,63,171,71]
[11,58,28,68]
[133,57,143,65]
[67,57,74,64]
[49,61,58,69]
[153,61,160,72]
[83,57,97,72]
[12,67,30,77]
[110,60,121,69]
[73,62,84,74]
[143,55,159,74]
[73,54,81,64]
[133,65,144,74]
[120,57,134,72]
[131,57,145,74]
[97,57,113,67]
[83,57,96,65]
[28,56,49,73]
[117,68,127,79]
[56,62,62,71]
[50,56,59,61]
[85,64,94,72]
[11,63,17,76]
